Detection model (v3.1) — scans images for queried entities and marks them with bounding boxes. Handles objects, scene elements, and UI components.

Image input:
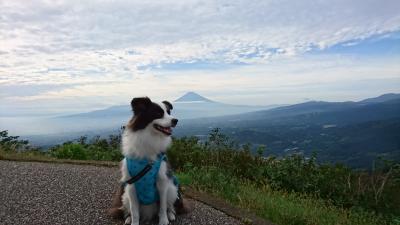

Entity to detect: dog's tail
[175,188,194,215]
[107,184,125,220]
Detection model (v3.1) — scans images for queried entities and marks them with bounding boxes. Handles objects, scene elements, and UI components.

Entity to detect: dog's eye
[157,112,163,117]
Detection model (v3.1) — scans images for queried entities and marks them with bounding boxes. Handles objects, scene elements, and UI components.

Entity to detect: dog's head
[127,97,178,136]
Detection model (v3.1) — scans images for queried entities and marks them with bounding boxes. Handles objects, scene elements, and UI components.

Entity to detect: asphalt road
[0,160,241,225]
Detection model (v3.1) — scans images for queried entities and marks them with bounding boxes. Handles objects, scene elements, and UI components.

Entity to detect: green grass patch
[178,167,386,225]
[0,149,119,167]
[0,148,53,161]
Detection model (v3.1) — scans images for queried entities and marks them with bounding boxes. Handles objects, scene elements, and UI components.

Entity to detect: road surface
[0,160,241,225]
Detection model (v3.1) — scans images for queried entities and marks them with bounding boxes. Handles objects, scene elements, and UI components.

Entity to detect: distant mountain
[61,92,277,120]
[30,92,277,137]
[208,98,400,126]
[175,91,214,102]
[360,93,400,103]
[177,97,400,131]
[62,105,129,118]
[175,94,400,168]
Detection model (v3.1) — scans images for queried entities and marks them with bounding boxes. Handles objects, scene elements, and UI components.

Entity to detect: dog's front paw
[124,216,131,225]
[168,211,176,221]
[158,215,169,225]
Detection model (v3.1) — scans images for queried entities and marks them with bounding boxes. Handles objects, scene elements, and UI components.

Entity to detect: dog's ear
[131,97,152,115]
[162,101,173,111]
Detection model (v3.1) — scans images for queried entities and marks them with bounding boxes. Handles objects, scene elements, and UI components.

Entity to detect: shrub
[50,135,123,161]
[0,130,30,151]
[167,128,400,221]
[50,143,88,160]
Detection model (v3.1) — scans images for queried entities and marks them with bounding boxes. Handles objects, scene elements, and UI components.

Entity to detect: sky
[1,0,400,116]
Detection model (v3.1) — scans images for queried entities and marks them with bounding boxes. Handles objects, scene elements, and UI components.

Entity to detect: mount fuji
[172,92,276,119]
[174,92,214,103]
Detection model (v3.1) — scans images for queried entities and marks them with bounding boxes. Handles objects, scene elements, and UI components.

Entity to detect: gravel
[0,160,241,225]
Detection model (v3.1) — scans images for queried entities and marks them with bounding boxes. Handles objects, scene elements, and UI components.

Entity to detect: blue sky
[0,0,399,116]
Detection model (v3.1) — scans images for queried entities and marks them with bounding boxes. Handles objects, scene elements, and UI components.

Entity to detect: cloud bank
[0,0,399,115]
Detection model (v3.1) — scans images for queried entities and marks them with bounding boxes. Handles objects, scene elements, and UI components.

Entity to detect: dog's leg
[166,183,178,221]
[157,161,170,225]
[126,184,140,225]
[121,159,140,225]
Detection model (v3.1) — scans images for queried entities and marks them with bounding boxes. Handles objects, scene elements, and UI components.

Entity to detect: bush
[50,143,88,160]
[50,135,123,161]
[167,128,400,221]
[0,130,30,151]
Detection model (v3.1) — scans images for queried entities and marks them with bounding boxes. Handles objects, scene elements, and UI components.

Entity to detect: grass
[177,167,386,225]
[0,149,119,167]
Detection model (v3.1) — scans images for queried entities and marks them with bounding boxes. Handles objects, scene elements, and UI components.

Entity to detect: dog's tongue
[164,127,172,133]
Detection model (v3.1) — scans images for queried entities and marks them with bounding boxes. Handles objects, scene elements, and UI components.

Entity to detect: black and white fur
[120,97,179,225]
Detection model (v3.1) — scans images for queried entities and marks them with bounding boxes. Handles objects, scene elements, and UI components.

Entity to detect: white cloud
[1,0,400,60]
[0,0,400,114]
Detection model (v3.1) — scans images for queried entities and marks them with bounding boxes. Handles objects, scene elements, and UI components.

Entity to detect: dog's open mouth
[153,124,172,135]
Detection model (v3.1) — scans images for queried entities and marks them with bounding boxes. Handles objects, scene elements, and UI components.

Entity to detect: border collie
[108,97,187,225]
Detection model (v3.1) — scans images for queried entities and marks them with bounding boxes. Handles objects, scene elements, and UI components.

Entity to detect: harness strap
[123,163,153,185]
[122,153,167,185]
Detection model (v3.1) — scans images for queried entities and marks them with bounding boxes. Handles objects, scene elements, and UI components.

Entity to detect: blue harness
[125,154,176,205]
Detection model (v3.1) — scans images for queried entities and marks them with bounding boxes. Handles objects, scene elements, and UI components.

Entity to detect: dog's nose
[171,118,178,127]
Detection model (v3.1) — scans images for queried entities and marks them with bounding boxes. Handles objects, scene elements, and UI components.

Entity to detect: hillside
[175,94,400,168]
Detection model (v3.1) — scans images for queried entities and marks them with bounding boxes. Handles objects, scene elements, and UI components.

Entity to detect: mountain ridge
[360,93,400,103]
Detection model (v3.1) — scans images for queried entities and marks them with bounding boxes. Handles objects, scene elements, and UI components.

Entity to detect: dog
[108,97,188,225]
